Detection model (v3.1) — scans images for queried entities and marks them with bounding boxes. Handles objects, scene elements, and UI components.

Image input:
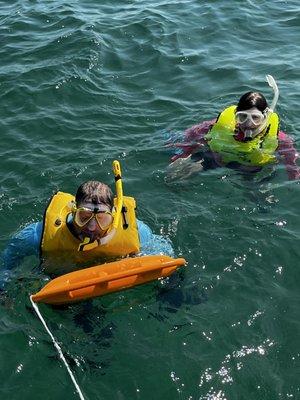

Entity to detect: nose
[86,217,98,232]
[240,119,255,129]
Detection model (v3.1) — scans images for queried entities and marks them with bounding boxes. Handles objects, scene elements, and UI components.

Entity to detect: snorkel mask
[76,160,124,251]
[236,75,279,139]
[73,206,113,230]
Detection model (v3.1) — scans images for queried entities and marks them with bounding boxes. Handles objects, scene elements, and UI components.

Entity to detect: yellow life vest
[41,191,140,273]
[205,105,279,166]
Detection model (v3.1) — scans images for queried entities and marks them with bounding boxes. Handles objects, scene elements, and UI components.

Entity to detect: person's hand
[167,155,203,181]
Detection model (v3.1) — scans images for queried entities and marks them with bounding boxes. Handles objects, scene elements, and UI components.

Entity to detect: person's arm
[0,222,42,289]
[277,132,300,180]
[168,119,216,162]
[137,219,174,257]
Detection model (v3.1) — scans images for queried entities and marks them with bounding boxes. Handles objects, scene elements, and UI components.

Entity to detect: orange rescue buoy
[32,255,186,305]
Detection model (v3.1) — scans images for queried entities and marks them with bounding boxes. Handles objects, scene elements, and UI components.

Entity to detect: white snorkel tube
[243,75,279,139]
[265,74,279,113]
[256,74,279,134]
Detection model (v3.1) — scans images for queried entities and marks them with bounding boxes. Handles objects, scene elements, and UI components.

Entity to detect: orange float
[32,255,186,305]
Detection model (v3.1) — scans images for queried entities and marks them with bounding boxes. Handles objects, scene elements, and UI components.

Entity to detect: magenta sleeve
[170,119,216,162]
[277,131,300,180]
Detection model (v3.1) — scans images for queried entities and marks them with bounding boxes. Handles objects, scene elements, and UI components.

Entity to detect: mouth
[243,128,255,135]
[80,230,98,241]
[82,229,108,242]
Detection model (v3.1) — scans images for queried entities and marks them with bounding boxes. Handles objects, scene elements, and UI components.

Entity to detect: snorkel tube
[112,160,123,231]
[256,74,279,134]
[265,74,279,113]
[97,160,123,245]
[243,75,279,139]
[266,75,279,113]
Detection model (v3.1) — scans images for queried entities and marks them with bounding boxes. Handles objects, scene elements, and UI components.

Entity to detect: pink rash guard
[168,119,300,180]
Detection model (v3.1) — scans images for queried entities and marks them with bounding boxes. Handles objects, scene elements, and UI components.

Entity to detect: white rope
[30,296,85,400]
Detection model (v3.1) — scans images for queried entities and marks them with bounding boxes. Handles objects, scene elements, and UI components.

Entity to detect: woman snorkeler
[167,75,300,180]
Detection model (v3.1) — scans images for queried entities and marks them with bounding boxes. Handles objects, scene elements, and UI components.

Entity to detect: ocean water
[0,1,300,399]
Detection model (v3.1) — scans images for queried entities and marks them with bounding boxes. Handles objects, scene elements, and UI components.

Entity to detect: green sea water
[0,1,300,399]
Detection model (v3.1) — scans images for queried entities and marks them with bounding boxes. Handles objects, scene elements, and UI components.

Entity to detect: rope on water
[30,296,85,400]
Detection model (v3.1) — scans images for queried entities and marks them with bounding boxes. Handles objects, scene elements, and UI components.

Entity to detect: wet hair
[236,92,268,113]
[75,181,114,209]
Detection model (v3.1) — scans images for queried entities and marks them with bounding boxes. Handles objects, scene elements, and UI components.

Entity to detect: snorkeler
[0,163,174,289]
[167,75,300,180]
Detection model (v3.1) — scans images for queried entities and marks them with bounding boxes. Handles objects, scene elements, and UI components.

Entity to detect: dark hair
[236,92,268,113]
[75,181,114,209]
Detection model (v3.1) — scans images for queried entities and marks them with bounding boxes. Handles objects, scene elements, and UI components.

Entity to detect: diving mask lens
[74,207,113,230]
[95,211,113,230]
[236,111,265,126]
[74,209,93,227]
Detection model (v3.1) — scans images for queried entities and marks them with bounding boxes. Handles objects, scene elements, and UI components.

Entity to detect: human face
[73,202,113,241]
[235,107,267,138]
